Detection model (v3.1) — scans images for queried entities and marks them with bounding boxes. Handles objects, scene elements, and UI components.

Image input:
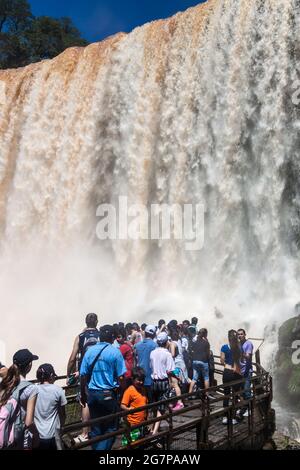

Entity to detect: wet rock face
[275,307,300,409]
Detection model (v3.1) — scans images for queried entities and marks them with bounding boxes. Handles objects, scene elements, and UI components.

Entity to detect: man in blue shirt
[80,324,126,450]
[135,325,157,402]
[238,328,254,417]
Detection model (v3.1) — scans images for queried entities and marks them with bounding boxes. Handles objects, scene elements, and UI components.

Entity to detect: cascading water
[0,0,300,392]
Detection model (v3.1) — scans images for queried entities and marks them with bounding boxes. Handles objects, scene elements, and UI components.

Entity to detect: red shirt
[120,342,134,377]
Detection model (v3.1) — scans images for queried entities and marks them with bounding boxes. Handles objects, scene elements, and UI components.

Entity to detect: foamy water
[0,0,299,376]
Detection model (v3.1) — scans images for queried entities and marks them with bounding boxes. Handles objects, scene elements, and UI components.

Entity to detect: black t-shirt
[191,338,210,362]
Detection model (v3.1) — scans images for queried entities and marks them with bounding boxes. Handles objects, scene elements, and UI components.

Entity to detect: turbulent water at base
[0,0,300,386]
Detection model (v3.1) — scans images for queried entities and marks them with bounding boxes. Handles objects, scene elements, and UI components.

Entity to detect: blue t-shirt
[135,338,157,386]
[221,344,234,367]
[80,342,126,390]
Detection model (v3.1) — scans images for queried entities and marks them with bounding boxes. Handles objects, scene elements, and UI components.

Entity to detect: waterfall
[0,0,300,371]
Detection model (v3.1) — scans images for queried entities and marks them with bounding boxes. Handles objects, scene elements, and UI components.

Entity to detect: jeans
[243,373,252,401]
[222,369,243,409]
[87,389,119,450]
[192,360,209,383]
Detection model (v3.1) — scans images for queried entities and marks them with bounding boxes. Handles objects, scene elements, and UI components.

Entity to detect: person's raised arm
[67,335,79,376]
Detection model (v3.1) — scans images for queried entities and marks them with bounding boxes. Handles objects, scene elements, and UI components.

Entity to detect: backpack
[79,329,100,365]
[0,381,30,449]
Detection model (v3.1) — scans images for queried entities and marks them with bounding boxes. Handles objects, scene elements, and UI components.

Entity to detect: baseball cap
[13,349,39,367]
[157,332,169,345]
[145,325,156,335]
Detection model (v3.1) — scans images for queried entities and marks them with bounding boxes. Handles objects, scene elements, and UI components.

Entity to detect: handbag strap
[88,344,110,380]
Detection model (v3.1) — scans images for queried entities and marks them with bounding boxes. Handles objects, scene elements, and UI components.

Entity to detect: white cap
[145,325,156,335]
[157,332,168,344]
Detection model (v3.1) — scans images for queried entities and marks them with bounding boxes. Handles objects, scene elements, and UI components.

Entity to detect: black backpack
[78,329,100,364]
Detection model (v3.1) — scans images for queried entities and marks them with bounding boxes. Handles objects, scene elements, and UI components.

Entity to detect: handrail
[59,368,272,450]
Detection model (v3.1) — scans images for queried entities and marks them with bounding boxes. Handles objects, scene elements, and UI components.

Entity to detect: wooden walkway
[58,354,275,450]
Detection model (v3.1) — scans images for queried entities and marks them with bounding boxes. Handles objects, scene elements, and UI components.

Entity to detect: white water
[0,0,300,375]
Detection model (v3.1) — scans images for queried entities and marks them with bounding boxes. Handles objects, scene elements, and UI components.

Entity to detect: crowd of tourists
[0,313,253,450]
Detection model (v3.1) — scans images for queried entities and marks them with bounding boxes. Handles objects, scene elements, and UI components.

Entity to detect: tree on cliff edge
[0,0,88,69]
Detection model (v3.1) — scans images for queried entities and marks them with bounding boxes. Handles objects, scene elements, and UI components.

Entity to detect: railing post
[255,349,261,366]
[166,407,173,450]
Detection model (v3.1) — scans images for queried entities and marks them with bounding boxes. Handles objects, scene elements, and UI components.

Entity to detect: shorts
[152,378,170,414]
[192,360,209,383]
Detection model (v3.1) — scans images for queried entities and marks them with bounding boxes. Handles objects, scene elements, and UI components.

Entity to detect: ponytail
[0,364,21,406]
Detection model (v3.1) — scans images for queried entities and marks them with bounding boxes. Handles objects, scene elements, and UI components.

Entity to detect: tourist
[156,319,167,335]
[191,316,199,333]
[131,323,143,345]
[80,324,126,450]
[188,328,210,395]
[121,367,148,446]
[220,330,243,425]
[66,313,100,444]
[35,363,67,449]
[182,320,190,328]
[237,328,254,417]
[150,332,175,436]
[135,325,157,402]
[116,328,135,392]
[140,323,147,339]
[0,349,39,449]
[168,329,186,409]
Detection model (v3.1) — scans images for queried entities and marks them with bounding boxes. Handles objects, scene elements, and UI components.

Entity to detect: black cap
[13,349,39,367]
[36,363,57,381]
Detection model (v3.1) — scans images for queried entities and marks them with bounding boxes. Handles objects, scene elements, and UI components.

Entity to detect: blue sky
[29,1,206,43]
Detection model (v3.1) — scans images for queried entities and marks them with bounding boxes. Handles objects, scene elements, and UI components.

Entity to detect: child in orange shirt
[121,367,148,445]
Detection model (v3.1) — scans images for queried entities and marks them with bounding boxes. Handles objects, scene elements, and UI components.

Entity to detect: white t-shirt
[150,347,175,380]
[34,384,67,439]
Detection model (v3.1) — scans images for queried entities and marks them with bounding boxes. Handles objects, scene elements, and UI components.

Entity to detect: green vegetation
[0,0,88,69]
[275,313,300,409]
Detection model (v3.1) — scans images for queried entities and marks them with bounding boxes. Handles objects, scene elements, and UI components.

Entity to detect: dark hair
[158,319,165,328]
[117,327,126,340]
[132,367,145,383]
[237,328,246,335]
[183,320,190,326]
[112,324,120,338]
[36,365,55,384]
[125,323,133,334]
[187,325,196,337]
[170,329,179,341]
[132,323,140,331]
[85,313,98,328]
[141,323,147,331]
[228,330,241,365]
[191,317,198,325]
[198,328,208,339]
[100,325,115,343]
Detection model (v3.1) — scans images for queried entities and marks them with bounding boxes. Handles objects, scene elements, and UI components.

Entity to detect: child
[120,367,148,446]
[34,364,67,449]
